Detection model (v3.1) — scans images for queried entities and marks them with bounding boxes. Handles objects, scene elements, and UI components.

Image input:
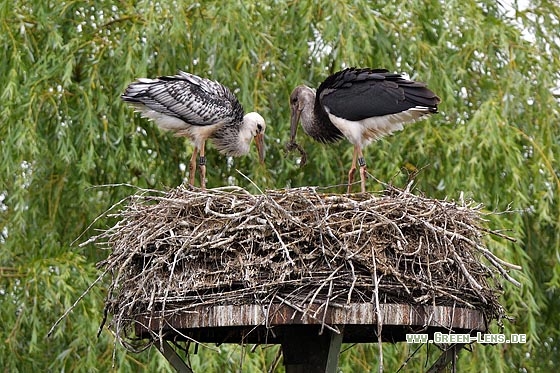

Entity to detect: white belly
[326,107,430,148]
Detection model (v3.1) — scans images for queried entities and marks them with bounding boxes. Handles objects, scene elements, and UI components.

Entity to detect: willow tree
[1,0,558,371]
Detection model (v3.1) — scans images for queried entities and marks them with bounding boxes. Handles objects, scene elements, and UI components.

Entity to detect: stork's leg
[357,150,367,193]
[188,147,199,187]
[198,141,207,190]
[347,146,359,194]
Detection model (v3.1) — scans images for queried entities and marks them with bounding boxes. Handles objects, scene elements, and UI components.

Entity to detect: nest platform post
[93,185,519,372]
[278,328,342,373]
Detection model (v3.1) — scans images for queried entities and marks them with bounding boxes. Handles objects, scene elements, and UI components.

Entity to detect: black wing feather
[318,68,440,122]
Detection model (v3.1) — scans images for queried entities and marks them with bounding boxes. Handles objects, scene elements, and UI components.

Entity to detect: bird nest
[89,183,519,351]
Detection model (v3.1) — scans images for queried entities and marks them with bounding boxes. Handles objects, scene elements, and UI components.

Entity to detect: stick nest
[91,184,519,350]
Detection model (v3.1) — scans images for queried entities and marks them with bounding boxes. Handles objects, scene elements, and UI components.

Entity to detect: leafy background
[1,0,558,371]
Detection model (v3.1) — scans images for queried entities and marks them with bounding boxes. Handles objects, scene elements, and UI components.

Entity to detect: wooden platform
[137,303,485,372]
[137,302,486,344]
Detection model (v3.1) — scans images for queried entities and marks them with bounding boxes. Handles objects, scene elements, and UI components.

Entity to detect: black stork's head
[289,85,316,143]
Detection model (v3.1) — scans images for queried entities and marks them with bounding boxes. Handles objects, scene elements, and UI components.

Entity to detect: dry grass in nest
[85,183,520,351]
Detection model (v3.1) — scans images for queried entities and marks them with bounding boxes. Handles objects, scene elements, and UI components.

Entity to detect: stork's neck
[211,122,244,156]
[299,98,317,133]
[300,91,343,143]
[296,88,321,138]
[236,116,255,155]
[211,116,254,156]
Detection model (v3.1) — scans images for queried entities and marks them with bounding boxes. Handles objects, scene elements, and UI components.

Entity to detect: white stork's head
[241,112,266,163]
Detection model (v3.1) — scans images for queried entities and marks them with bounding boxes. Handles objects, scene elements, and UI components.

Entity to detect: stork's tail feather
[401,86,441,112]
[121,79,159,103]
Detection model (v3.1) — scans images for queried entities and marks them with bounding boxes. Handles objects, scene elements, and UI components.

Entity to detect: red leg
[357,151,367,193]
[189,147,199,187]
[347,146,359,194]
[198,141,207,190]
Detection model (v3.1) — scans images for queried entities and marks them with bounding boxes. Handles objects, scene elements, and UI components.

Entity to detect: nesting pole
[93,185,519,372]
[279,328,342,373]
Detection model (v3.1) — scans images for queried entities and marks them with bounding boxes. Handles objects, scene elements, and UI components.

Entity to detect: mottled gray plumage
[122,71,266,188]
[122,71,244,128]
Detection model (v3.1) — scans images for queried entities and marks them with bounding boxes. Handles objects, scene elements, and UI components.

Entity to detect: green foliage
[1,0,558,371]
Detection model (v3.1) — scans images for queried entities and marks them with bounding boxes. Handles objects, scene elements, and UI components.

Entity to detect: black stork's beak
[254,133,265,164]
[286,94,308,166]
[289,102,302,143]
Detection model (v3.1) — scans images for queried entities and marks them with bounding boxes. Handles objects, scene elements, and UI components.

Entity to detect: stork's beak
[290,105,302,143]
[254,133,265,164]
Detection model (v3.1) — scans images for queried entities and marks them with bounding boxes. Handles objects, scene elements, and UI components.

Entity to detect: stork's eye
[291,97,298,104]
[257,124,263,132]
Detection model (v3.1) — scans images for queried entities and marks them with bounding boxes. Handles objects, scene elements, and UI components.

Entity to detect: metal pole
[159,340,194,373]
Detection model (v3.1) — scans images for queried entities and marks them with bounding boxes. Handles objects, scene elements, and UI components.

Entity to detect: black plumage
[318,68,439,122]
[289,67,440,193]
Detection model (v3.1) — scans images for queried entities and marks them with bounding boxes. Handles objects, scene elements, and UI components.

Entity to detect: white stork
[122,71,266,189]
[288,67,440,193]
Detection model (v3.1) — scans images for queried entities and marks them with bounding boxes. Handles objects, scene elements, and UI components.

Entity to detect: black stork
[122,71,266,189]
[288,67,440,193]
